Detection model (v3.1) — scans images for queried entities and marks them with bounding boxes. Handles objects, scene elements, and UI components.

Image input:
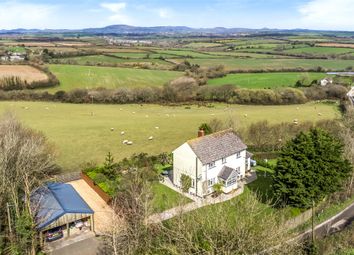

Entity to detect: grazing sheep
[120,108,123,111]
[127,141,133,145]
[121,131,125,135]
[244,114,248,117]
[132,112,136,114]
[318,113,322,116]
[155,126,159,129]
[148,136,153,140]
[45,107,49,110]
[296,107,299,110]
[145,115,149,118]
[25,107,29,110]
[122,140,128,144]
[111,128,115,131]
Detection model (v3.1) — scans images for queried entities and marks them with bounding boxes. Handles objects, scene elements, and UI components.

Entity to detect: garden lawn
[208,72,330,89]
[151,183,192,213]
[0,101,339,171]
[46,64,181,91]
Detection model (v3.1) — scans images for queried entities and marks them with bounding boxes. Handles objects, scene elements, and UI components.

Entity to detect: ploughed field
[0,65,48,83]
[0,101,339,171]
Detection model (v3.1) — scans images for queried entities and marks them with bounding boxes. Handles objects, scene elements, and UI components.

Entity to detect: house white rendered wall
[173,143,204,197]
[202,150,247,194]
[173,144,248,196]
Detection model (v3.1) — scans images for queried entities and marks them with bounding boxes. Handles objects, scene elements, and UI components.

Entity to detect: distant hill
[0,25,353,36]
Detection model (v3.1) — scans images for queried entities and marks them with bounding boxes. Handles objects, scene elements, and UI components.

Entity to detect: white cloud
[157,8,171,19]
[0,1,56,29]
[299,0,354,30]
[100,2,132,24]
[101,2,126,13]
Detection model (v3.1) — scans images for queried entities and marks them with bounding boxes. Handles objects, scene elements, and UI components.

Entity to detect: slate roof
[31,183,93,230]
[187,129,247,164]
[218,166,237,180]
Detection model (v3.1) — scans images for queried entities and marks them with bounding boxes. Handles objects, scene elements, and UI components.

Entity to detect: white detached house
[173,129,252,197]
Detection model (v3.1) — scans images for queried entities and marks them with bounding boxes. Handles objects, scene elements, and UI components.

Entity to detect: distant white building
[172,129,251,197]
[320,78,333,86]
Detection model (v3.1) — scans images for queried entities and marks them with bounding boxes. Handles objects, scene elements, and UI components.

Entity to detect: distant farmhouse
[172,129,252,197]
[0,51,26,62]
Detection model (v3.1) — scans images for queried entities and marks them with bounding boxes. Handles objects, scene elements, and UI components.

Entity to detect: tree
[0,113,58,254]
[199,123,212,135]
[273,128,352,208]
[180,174,192,193]
[213,183,223,196]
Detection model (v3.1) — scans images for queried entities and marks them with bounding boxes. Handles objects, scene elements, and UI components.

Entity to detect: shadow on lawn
[247,170,276,204]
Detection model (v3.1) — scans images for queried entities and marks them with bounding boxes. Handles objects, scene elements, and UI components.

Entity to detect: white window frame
[222,157,227,164]
[236,152,241,159]
[208,161,216,169]
[208,178,216,187]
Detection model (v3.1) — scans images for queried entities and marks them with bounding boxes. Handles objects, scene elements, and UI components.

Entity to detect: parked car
[161,170,170,176]
[45,227,64,242]
[250,159,257,167]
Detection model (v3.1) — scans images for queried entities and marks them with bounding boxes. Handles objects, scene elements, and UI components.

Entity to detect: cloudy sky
[0,0,353,30]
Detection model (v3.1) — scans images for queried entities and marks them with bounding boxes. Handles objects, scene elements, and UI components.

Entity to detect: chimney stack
[198,129,205,137]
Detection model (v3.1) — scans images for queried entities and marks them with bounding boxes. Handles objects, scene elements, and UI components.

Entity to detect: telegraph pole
[311,199,315,245]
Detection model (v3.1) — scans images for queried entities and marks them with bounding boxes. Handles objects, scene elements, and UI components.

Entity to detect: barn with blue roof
[31,182,94,244]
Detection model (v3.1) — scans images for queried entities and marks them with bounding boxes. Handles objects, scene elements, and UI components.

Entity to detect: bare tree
[0,112,58,254]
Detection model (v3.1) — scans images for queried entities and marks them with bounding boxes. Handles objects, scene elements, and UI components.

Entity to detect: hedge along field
[175,58,354,71]
[46,64,181,92]
[208,72,331,89]
[283,46,354,55]
[0,101,339,171]
[54,55,173,68]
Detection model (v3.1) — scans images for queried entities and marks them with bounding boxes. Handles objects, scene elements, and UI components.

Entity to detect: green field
[55,55,173,67]
[284,46,354,55]
[176,58,354,71]
[0,101,339,171]
[208,72,330,89]
[47,64,181,91]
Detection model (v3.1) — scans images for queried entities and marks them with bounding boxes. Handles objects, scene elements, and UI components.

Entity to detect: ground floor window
[226,176,237,187]
[208,178,216,187]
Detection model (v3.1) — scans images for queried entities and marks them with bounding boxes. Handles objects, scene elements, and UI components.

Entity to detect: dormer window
[208,161,216,169]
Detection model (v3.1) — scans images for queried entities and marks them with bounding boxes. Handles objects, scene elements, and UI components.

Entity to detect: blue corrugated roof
[32,183,93,230]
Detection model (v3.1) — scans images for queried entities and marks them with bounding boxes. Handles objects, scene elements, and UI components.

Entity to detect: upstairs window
[208,161,216,169]
[236,152,241,159]
[222,157,227,164]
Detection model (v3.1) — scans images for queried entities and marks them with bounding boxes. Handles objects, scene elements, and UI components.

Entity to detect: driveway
[51,236,100,255]
[68,179,115,234]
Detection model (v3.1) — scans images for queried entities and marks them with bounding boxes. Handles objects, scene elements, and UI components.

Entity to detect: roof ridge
[187,128,234,144]
[48,183,65,211]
